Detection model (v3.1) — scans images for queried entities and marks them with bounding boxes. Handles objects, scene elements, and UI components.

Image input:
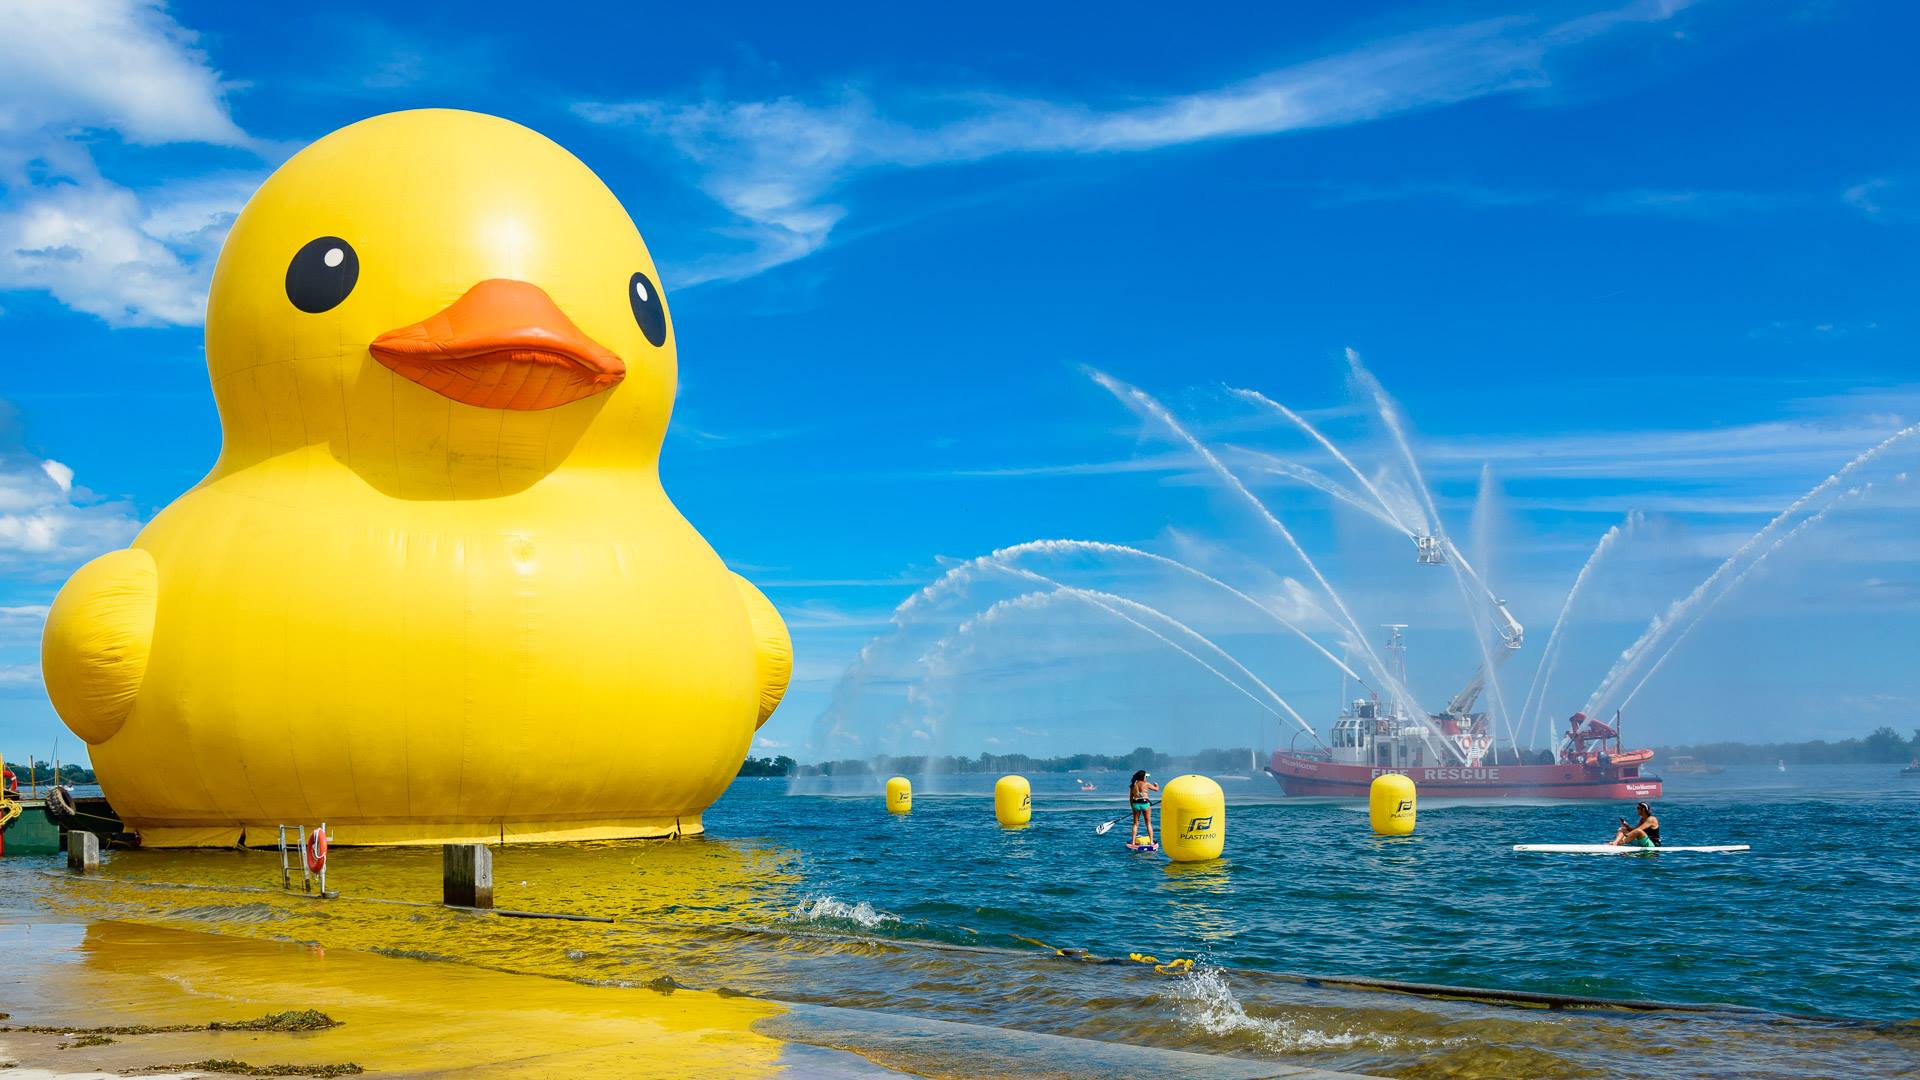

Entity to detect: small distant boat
[1075,778,1096,792]
[1778,760,1788,773]
[1900,761,1920,779]
[1664,756,1724,776]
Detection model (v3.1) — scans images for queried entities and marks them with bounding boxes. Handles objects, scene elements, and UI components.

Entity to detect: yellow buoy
[994,774,1032,827]
[1369,773,1416,835]
[1160,774,1225,862]
[885,776,912,815]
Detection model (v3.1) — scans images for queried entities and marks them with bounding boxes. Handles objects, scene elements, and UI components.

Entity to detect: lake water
[4,764,1917,1077]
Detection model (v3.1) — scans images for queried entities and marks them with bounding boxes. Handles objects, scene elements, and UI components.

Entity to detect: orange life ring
[303,828,328,873]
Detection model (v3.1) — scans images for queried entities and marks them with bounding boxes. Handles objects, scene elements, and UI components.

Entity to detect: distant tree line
[737,755,797,777]
[793,746,1261,777]
[1654,726,1920,766]
[2,761,96,786]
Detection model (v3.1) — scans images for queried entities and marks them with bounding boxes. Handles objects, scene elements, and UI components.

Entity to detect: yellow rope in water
[1008,933,1078,957]
[1011,936,1194,974]
[1126,952,1195,975]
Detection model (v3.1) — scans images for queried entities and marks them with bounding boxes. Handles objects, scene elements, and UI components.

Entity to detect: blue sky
[2,0,1917,765]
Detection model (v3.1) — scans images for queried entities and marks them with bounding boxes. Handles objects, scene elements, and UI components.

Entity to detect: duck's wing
[733,573,791,729]
[42,548,157,745]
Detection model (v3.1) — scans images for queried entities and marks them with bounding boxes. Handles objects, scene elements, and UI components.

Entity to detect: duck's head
[205,109,677,496]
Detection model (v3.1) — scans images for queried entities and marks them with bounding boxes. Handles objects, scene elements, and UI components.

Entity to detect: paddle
[1097,804,1154,837]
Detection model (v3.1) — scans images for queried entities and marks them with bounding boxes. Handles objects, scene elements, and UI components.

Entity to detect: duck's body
[42,110,790,846]
[70,458,770,846]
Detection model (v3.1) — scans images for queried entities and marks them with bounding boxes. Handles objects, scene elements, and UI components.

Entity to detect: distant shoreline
[13,727,1914,786]
[1645,726,1917,767]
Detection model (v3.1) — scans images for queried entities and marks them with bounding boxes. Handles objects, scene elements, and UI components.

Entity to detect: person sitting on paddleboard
[1611,802,1660,848]
[1128,770,1160,846]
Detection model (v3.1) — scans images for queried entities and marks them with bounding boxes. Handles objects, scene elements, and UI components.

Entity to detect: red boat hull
[1269,752,1662,800]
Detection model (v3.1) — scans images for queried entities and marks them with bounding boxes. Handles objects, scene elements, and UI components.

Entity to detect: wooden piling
[443,843,493,908]
[67,830,99,873]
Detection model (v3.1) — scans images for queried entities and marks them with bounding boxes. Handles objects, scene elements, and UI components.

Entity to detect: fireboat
[1268,621,1662,800]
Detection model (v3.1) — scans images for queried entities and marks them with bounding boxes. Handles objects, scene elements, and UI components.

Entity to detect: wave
[790,895,900,930]
[1170,964,1462,1053]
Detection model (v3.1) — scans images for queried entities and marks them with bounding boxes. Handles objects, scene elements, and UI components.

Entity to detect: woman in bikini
[1128,770,1160,847]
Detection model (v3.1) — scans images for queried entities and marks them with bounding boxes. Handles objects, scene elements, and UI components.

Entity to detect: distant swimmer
[1129,770,1160,847]
[1612,801,1661,848]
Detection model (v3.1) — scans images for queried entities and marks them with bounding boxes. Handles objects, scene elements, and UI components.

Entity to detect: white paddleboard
[1513,843,1750,854]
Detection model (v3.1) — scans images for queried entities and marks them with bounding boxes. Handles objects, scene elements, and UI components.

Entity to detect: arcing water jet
[988,539,1370,687]
[1617,479,1884,713]
[1228,386,1426,536]
[924,583,1317,741]
[1519,512,1640,747]
[1585,422,1920,718]
[1233,446,1417,535]
[1087,367,1407,713]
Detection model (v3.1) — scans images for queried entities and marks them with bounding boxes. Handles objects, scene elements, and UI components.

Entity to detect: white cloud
[2,180,198,325]
[0,451,142,576]
[0,605,50,647]
[971,389,1917,496]
[576,1,1693,283]
[788,655,856,688]
[1751,319,1880,340]
[1321,179,1896,222]
[1416,418,1905,480]
[0,1,256,326]
[1843,178,1891,218]
[1588,188,1809,218]
[780,601,901,631]
[0,0,246,150]
[38,460,72,493]
[0,173,256,326]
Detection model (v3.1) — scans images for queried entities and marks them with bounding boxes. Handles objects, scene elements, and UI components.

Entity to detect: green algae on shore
[211,1011,340,1033]
[1,1010,341,1037]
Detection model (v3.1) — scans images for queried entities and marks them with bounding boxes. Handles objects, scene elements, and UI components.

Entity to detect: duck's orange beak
[370,279,625,411]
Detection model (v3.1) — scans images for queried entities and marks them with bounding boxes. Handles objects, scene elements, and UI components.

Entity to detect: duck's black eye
[285,237,358,313]
[628,271,667,347]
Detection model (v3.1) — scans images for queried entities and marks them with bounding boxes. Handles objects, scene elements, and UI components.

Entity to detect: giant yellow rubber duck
[41,110,792,847]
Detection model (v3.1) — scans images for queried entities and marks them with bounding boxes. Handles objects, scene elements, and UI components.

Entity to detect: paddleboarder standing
[1128,770,1159,848]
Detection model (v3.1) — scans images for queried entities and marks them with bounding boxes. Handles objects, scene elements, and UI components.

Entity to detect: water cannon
[1437,600,1525,723]
[1493,599,1524,650]
[1415,534,1447,565]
